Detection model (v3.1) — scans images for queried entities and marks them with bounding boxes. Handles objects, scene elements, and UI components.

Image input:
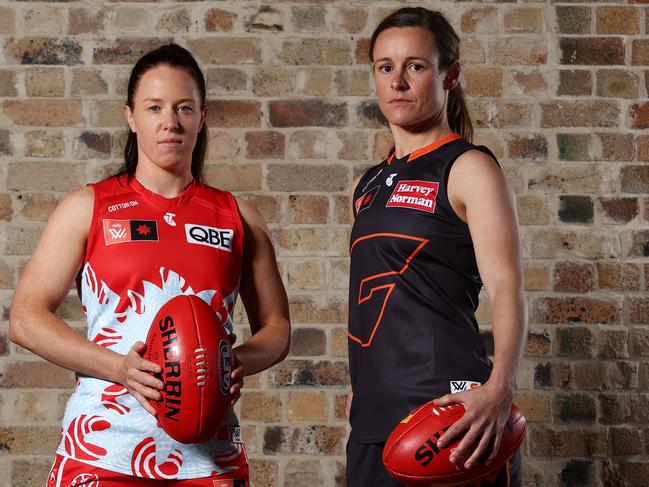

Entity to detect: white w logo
[108,228,127,239]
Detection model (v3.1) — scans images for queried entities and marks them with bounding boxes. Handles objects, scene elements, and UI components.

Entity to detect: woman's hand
[228,333,244,407]
[118,341,163,416]
[433,381,513,470]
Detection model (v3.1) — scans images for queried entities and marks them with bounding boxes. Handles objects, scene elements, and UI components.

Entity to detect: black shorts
[346,440,521,487]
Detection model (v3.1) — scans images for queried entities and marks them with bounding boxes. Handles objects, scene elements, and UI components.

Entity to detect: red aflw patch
[386,180,438,213]
[103,219,158,245]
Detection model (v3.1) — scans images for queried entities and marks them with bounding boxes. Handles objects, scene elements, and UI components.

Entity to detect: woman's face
[372,27,458,131]
[124,64,206,176]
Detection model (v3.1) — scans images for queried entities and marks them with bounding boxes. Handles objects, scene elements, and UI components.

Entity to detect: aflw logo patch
[450,380,481,394]
[386,180,439,213]
[103,219,158,245]
[354,186,379,214]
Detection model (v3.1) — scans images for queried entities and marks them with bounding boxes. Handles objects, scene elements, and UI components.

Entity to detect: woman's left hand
[432,381,513,470]
[227,333,244,407]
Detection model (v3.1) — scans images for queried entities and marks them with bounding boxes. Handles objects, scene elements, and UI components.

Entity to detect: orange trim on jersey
[506,459,511,486]
[387,133,460,165]
[348,233,428,347]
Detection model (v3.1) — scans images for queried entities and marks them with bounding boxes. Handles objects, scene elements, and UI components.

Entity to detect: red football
[144,294,233,444]
[383,402,526,486]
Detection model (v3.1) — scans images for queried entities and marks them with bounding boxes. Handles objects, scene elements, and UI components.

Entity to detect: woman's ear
[443,61,461,91]
[123,105,136,133]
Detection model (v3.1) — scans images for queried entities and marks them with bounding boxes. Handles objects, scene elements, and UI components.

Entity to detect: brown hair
[369,7,473,142]
[117,43,208,182]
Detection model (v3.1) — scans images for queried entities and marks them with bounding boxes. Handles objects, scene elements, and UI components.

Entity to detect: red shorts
[47,455,249,487]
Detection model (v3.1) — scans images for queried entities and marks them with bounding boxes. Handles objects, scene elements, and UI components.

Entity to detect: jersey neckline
[126,174,199,210]
[387,133,461,165]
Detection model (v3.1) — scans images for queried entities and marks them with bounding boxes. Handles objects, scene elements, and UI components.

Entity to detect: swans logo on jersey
[450,380,481,393]
[185,224,234,252]
[354,186,379,214]
[386,180,439,213]
[103,219,159,245]
[164,212,176,226]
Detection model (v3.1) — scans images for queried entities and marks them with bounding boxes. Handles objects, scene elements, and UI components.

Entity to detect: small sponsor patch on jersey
[386,180,439,213]
[185,224,234,252]
[103,219,158,245]
[354,186,379,215]
[450,380,481,394]
[107,200,139,213]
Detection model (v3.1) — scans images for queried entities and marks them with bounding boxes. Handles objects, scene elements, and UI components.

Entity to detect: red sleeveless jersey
[57,174,247,479]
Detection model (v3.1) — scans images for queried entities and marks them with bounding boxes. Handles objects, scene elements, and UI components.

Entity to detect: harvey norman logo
[386,180,439,213]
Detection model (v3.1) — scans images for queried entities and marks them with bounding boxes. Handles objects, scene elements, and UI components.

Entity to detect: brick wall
[0,1,647,486]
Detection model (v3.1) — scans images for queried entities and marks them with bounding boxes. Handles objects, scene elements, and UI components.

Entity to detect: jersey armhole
[441,145,501,225]
[75,182,98,298]
[226,192,246,279]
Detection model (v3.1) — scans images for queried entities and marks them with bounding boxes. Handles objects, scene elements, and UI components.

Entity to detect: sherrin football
[144,294,233,444]
[383,402,526,486]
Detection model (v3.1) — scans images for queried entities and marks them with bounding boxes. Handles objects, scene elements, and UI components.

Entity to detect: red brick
[556,6,591,34]
[267,164,348,193]
[508,135,547,162]
[206,100,261,128]
[558,70,592,96]
[291,5,326,32]
[245,131,285,159]
[373,132,394,161]
[156,8,191,33]
[269,100,347,128]
[0,6,14,34]
[248,459,277,487]
[597,263,640,291]
[528,166,602,192]
[560,37,625,65]
[333,196,350,225]
[204,164,261,192]
[280,39,351,65]
[90,100,124,128]
[337,131,369,161]
[239,194,282,224]
[627,297,649,324]
[598,198,638,223]
[535,297,620,325]
[632,40,649,65]
[93,38,172,65]
[245,5,283,33]
[68,8,105,35]
[0,361,74,388]
[271,360,348,387]
[464,68,502,97]
[71,69,108,96]
[491,38,547,65]
[517,195,550,226]
[461,7,497,34]
[206,68,247,95]
[290,328,326,356]
[335,69,370,96]
[18,193,59,222]
[554,262,595,293]
[240,392,281,422]
[597,133,634,161]
[541,101,619,128]
[625,230,649,258]
[288,131,328,159]
[24,130,64,158]
[296,68,331,97]
[205,8,235,32]
[288,195,329,224]
[526,330,552,357]
[596,70,639,98]
[524,262,550,290]
[461,37,485,64]
[187,38,261,65]
[333,7,368,34]
[503,8,543,34]
[599,330,629,359]
[490,103,531,129]
[355,38,371,65]
[5,37,82,65]
[253,68,295,97]
[596,7,639,34]
[621,166,649,193]
[630,102,649,129]
[630,328,649,357]
[530,427,607,457]
[527,228,619,259]
[510,70,547,96]
[599,393,631,424]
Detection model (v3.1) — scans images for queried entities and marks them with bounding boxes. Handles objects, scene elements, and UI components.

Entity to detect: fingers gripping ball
[383,402,526,486]
[144,295,233,444]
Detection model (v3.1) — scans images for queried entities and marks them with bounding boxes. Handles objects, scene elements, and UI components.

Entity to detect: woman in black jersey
[346,8,527,486]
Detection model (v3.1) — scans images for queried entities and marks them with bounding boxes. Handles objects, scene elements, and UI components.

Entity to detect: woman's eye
[377,64,392,73]
[409,63,424,72]
[178,106,193,113]
[147,105,160,112]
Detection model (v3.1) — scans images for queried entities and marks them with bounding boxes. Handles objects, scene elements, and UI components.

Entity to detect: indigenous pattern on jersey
[348,134,498,443]
[57,174,246,479]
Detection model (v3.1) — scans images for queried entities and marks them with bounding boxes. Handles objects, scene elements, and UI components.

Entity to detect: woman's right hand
[119,341,163,416]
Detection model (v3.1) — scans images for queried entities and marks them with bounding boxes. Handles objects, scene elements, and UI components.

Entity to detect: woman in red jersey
[346,8,527,486]
[10,44,290,485]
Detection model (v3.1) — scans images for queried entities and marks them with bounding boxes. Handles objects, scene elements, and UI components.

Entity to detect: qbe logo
[185,224,234,252]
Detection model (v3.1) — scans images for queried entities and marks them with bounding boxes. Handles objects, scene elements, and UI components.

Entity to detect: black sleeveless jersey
[348,134,497,442]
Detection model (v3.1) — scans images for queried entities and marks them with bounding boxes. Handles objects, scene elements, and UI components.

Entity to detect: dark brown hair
[117,43,208,182]
[369,7,473,142]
